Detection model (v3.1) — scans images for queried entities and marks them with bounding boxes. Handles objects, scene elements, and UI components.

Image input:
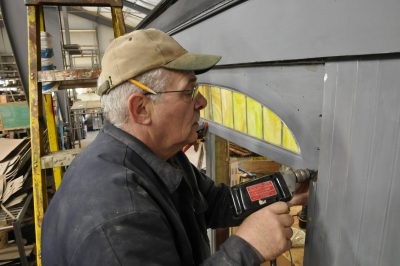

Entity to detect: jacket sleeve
[173,151,242,229]
[194,168,243,228]
[202,235,264,266]
[70,211,181,266]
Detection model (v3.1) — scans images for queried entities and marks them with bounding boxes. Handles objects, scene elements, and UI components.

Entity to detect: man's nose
[194,92,207,110]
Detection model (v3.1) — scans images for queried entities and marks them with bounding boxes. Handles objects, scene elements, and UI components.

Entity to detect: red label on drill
[246,180,278,202]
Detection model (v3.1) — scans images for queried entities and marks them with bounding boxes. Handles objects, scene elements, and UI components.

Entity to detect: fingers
[285,239,292,250]
[278,213,294,227]
[288,183,310,206]
[267,201,290,214]
[283,227,293,240]
[235,201,296,261]
[288,191,309,206]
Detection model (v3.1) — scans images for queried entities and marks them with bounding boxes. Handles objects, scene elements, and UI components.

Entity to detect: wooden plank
[40,149,80,169]
[58,79,97,89]
[38,69,100,82]
[213,135,230,250]
[70,100,101,110]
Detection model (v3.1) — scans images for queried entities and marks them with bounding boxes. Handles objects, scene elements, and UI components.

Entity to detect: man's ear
[127,93,152,124]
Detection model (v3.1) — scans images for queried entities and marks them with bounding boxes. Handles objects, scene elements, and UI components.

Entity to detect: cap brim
[163,53,221,74]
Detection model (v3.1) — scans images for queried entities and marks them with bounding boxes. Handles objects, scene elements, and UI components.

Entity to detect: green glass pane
[211,86,222,124]
[282,123,300,153]
[246,97,263,138]
[221,89,233,128]
[233,92,247,133]
[263,107,282,146]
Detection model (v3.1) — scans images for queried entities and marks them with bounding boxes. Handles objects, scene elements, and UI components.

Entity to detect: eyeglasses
[129,79,200,101]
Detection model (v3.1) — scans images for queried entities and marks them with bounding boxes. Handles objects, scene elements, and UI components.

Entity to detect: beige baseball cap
[97,28,221,96]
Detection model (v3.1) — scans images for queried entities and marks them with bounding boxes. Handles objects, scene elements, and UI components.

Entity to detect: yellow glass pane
[263,107,282,146]
[221,89,233,128]
[282,123,300,153]
[199,85,205,118]
[200,109,204,118]
[200,85,211,120]
[233,92,247,133]
[246,97,263,138]
[211,86,222,124]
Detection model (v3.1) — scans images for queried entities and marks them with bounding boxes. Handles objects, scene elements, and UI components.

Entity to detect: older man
[41,29,294,266]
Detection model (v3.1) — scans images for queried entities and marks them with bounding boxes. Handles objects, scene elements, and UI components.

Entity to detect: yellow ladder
[25,1,125,265]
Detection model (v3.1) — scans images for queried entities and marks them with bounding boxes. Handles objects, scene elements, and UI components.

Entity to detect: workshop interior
[0,0,399,265]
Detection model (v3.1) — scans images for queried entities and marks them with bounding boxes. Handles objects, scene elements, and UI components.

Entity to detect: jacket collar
[103,122,184,194]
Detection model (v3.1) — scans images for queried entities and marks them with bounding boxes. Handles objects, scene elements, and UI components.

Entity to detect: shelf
[0,70,18,73]
[0,86,22,89]
[38,68,100,82]
[38,68,100,89]
[0,76,20,80]
[0,194,32,231]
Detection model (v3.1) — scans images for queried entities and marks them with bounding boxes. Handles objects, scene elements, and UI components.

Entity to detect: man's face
[150,70,207,153]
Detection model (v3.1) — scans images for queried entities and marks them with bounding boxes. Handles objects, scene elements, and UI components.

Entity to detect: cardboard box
[0,95,7,104]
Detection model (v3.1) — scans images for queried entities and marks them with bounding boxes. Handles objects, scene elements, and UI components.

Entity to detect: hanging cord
[270,249,293,266]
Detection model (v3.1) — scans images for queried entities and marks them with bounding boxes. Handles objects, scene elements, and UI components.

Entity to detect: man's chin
[186,133,198,145]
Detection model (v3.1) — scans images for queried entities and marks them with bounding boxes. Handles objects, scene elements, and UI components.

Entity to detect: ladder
[26,1,125,265]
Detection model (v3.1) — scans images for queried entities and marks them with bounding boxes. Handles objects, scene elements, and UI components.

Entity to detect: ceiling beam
[123,1,151,15]
[66,7,134,31]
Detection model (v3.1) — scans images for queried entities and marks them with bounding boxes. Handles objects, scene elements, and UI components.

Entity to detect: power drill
[229,168,317,266]
[229,167,317,218]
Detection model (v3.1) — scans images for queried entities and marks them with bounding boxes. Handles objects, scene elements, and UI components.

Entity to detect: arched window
[199,84,300,154]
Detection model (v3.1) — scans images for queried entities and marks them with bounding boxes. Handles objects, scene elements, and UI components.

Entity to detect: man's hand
[288,182,309,207]
[235,201,294,261]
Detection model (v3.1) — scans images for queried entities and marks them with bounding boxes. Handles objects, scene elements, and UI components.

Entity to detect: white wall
[67,14,114,62]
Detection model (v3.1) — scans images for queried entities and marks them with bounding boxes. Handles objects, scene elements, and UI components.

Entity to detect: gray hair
[101,68,170,127]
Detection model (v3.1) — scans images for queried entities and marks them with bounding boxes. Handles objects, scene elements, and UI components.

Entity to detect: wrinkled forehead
[165,69,197,86]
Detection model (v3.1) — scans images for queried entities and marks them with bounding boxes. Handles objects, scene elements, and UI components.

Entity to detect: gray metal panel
[205,121,304,168]
[0,0,28,96]
[173,0,400,64]
[199,64,324,169]
[142,0,244,32]
[305,59,400,266]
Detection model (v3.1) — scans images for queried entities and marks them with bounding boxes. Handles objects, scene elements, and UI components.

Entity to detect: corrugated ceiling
[80,0,162,28]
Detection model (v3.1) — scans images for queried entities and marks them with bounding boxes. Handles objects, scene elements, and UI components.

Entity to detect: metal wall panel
[142,0,244,32]
[305,59,400,266]
[172,0,400,64]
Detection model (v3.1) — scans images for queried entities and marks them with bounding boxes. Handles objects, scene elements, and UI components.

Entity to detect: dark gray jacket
[41,122,262,266]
